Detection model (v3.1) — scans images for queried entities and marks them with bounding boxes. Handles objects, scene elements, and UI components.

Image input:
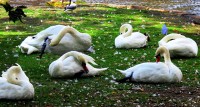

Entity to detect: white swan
[19,25,92,56]
[64,0,77,11]
[158,33,198,57]
[0,64,34,100]
[115,24,149,48]
[117,46,182,83]
[49,51,108,78]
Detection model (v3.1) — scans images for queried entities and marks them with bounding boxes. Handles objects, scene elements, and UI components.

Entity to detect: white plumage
[117,46,182,83]
[0,64,34,100]
[158,33,198,57]
[49,51,108,78]
[64,1,77,11]
[115,24,149,49]
[19,25,92,55]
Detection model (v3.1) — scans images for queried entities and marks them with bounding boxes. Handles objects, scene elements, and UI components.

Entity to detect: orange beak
[155,54,161,63]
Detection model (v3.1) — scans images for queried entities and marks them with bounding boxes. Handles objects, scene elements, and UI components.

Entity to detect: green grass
[0,3,200,106]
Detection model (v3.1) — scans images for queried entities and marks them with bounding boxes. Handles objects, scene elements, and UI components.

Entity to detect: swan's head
[20,33,52,54]
[119,24,132,35]
[28,33,52,47]
[155,46,169,62]
[155,53,161,62]
[75,53,89,73]
[6,64,29,84]
[67,51,89,73]
[19,36,41,54]
[20,42,39,54]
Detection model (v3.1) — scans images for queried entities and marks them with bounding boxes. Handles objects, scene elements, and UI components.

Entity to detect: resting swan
[116,46,182,83]
[115,24,149,48]
[0,64,34,100]
[64,0,77,12]
[19,25,92,56]
[158,33,198,57]
[49,51,108,78]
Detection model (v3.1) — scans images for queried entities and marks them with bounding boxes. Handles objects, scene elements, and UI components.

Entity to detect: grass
[0,2,200,106]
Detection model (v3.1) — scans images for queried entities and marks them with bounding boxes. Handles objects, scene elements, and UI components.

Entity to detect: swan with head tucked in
[116,46,182,83]
[115,24,149,49]
[0,64,34,100]
[49,51,108,78]
[19,25,92,57]
[158,33,198,57]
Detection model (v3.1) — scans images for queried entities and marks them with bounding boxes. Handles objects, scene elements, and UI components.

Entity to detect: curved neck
[120,24,132,37]
[162,48,171,64]
[58,52,72,61]
[161,33,186,43]
[50,26,80,46]
[58,51,86,64]
[38,33,52,41]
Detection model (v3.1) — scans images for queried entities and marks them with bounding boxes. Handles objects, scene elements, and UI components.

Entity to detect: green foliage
[0,4,200,106]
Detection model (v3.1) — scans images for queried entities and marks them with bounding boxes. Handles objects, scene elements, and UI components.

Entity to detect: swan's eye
[16,78,18,80]
[120,33,122,35]
[32,37,36,39]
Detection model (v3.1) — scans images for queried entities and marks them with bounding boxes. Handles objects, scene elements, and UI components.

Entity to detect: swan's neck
[58,52,72,61]
[163,48,171,64]
[37,33,52,41]
[162,33,185,43]
[50,26,80,46]
[120,24,132,37]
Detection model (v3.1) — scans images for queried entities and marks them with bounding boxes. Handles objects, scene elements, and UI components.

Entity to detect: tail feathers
[95,68,108,72]
[89,67,108,75]
[87,46,95,53]
[116,69,126,75]
[1,71,7,78]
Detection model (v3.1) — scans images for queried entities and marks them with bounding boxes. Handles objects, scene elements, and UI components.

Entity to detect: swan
[158,33,198,57]
[116,46,182,83]
[0,64,34,100]
[19,25,92,56]
[115,24,149,49]
[49,51,108,78]
[64,0,77,12]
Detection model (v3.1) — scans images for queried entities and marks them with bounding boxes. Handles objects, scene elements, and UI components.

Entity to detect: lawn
[0,2,200,106]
